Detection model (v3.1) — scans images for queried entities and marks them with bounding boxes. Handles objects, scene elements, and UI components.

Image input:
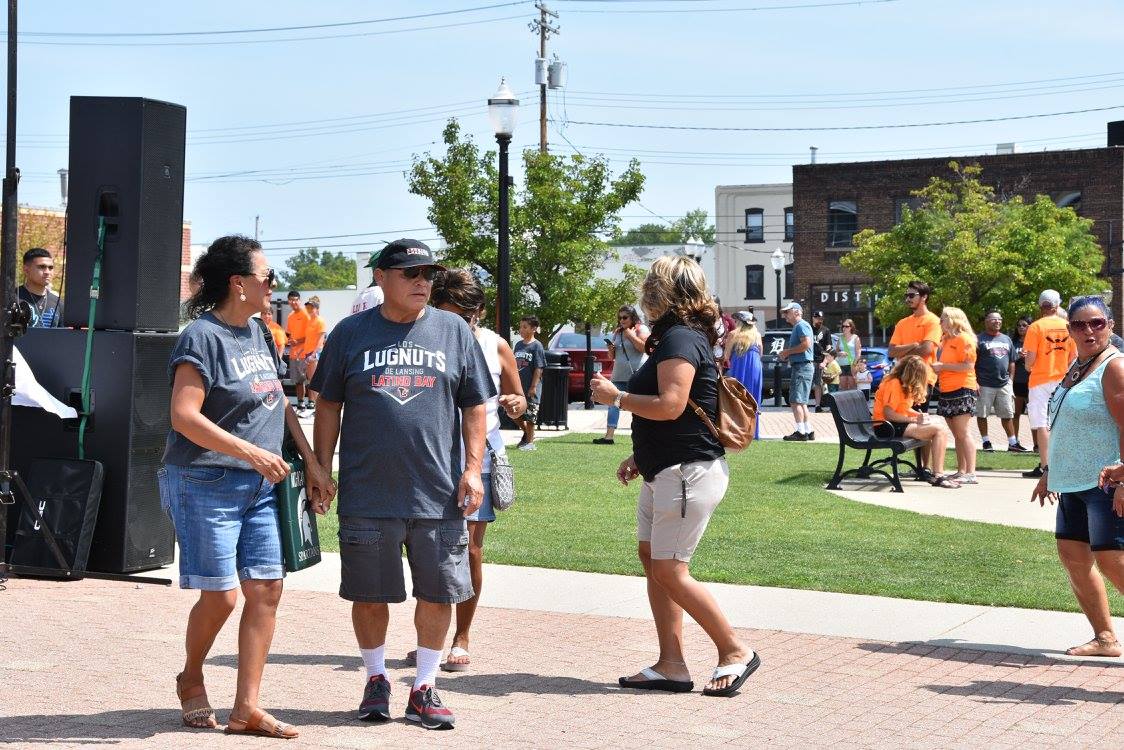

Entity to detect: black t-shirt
[811,324,833,363]
[628,325,724,481]
[18,285,63,328]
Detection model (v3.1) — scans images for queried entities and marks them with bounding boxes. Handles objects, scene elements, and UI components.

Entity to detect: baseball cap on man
[812,310,824,318]
[1038,289,1062,308]
[376,238,443,270]
[780,301,802,314]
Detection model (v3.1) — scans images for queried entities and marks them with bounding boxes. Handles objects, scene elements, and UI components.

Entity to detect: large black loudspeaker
[63,96,186,332]
[11,329,177,573]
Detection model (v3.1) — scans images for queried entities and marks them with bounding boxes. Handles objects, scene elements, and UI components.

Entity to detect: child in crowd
[513,315,546,451]
[873,355,956,488]
[821,352,842,394]
[853,358,872,400]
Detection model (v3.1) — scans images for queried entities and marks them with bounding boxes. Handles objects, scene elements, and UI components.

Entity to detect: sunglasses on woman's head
[400,266,438,281]
[1070,317,1108,332]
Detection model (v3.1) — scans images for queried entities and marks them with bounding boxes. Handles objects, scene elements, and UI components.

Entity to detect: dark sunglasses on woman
[1070,317,1108,333]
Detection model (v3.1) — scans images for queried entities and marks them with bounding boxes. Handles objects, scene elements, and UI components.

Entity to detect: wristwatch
[613,391,627,409]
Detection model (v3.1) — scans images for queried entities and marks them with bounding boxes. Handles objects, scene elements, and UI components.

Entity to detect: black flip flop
[618,667,694,693]
[702,652,761,697]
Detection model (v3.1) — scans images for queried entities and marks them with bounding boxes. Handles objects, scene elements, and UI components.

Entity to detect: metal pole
[539,3,547,153]
[496,133,512,343]
[0,0,18,558]
[774,268,782,407]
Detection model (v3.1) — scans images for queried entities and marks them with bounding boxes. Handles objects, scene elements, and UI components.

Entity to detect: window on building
[893,197,923,224]
[784,207,794,241]
[744,208,764,243]
[785,262,795,297]
[745,264,764,299]
[1056,191,1082,212]
[827,200,858,247]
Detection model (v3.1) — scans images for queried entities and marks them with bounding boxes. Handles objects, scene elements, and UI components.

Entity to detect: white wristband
[613,391,627,409]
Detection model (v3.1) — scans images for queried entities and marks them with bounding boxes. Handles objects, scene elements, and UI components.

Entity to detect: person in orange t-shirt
[932,307,979,483]
[303,296,327,412]
[888,280,942,412]
[1020,289,1077,478]
[873,355,955,487]
[262,307,287,362]
[285,290,312,410]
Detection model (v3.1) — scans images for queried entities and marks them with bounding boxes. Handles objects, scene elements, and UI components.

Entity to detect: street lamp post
[488,79,519,343]
[771,247,785,407]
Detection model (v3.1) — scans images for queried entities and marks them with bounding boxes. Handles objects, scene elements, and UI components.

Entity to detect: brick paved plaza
[2,578,1122,749]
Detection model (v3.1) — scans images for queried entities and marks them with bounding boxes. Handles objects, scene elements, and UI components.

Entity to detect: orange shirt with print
[938,333,978,393]
[873,377,921,423]
[1022,315,1076,387]
[304,316,326,356]
[889,311,942,386]
[286,308,310,358]
[267,321,286,351]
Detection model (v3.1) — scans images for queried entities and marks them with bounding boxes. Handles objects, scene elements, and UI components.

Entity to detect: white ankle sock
[1008,435,1018,446]
[413,646,442,691]
[360,646,385,679]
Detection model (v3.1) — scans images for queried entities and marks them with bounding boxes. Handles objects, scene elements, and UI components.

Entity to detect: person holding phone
[594,304,650,445]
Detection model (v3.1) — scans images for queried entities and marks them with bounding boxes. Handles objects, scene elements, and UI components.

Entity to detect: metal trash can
[537,350,571,430]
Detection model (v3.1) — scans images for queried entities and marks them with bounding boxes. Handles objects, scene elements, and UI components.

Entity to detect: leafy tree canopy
[279,247,356,291]
[841,162,1105,327]
[610,208,716,246]
[409,119,647,339]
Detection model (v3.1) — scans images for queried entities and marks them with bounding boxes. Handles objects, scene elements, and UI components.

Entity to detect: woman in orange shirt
[933,307,979,484]
[302,296,327,413]
[874,355,956,488]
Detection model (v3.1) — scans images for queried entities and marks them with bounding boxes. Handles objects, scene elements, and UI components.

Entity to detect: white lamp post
[487,79,519,342]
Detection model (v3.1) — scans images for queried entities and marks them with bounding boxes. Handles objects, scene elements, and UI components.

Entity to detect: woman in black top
[1011,315,1033,450]
[592,255,758,698]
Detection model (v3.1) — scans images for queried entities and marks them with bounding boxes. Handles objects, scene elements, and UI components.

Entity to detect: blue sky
[12,0,1124,271]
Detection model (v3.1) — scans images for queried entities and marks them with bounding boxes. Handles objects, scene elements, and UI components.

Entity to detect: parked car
[861,346,892,393]
[760,329,792,403]
[548,331,614,402]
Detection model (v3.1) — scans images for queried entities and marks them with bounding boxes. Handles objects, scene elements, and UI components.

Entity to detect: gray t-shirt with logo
[162,312,286,469]
[310,305,495,520]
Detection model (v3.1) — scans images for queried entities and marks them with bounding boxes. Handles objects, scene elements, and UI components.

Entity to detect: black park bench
[824,390,930,493]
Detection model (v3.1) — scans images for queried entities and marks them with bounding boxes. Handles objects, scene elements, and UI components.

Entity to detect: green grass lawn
[317,437,1122,615]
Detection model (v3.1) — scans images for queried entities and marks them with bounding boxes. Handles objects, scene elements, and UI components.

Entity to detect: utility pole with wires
[254,215,261,242]
[530,2,559,153]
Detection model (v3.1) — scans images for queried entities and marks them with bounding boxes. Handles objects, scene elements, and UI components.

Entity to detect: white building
[714,183,793,328]
[598,241,717,295]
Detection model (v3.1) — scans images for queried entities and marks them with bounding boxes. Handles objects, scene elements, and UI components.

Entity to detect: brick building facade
[791,146,1124,340]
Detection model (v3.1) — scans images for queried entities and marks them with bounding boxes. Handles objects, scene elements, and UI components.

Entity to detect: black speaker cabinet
[64,96,186,332]
[11,328,177,573]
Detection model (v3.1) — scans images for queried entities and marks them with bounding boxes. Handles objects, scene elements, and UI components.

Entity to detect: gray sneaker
[518,442,537,451]
[358,674,391,722]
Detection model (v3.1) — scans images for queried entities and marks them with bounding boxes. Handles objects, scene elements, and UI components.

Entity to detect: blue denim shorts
[789,361,814,405]
[1055,486,1124,551]
[465,472,495,523]
[157,464,285,591]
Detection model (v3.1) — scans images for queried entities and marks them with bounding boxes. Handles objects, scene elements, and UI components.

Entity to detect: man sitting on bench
[874,355,957,489]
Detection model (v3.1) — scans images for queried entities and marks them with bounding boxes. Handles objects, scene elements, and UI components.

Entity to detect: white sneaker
[958,473,978,484]
[518,442,537,451]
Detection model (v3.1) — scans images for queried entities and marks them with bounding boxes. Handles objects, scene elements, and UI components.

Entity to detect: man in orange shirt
[285,290,312,411]
[1021,289,1077,478]
[262,306,287,353]
[303,296,327,415]
[888,281,942,405]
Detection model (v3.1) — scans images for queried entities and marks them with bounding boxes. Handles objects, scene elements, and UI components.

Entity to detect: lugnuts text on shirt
[363,341,447,405]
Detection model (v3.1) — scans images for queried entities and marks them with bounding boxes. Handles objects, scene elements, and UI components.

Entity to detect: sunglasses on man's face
[904,292,919,300]
[1070,317,1109,333]
[400,266,438,281]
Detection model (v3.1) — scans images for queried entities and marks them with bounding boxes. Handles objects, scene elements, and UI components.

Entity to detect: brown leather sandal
[176,673,218,729]
[224,707,299,739]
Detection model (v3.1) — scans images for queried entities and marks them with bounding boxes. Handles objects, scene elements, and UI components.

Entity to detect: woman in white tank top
[428,269,527,672]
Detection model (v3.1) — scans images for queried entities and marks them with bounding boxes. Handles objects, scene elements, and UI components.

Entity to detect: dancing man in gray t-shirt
[311,239,494,730]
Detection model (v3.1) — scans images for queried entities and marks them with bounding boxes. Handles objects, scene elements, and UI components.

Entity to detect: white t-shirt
[350,285,384,316]
[461,326,505,474]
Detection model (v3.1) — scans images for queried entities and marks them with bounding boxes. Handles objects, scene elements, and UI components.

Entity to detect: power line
[562,0,901,13]
[260,228,434,243]
[21,2,531,37]
[559,104,1124,132]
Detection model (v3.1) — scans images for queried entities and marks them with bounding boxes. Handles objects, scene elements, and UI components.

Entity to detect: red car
[548,331,614,402]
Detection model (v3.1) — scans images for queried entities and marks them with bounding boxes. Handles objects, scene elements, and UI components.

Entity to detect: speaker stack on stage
[7,96,185,575]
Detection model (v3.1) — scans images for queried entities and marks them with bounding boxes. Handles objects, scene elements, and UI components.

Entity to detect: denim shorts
[465,472,495,523]
[338,516,473,604]
[789,361,814,405]
[157,464,284,591]
[1055,486,1124,551]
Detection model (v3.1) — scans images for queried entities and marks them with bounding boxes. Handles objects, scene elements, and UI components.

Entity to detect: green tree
[409,120,647,339]
[610,209,716,246]
[279,247,357,290]
[841,162,1104,326]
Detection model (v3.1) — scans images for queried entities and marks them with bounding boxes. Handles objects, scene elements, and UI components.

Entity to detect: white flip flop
[440,646,471,672]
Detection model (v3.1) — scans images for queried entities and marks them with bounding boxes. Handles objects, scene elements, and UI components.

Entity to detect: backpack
[688,375,758,451]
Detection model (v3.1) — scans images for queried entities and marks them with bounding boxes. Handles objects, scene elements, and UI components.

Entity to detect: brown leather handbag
[688,375,759,451]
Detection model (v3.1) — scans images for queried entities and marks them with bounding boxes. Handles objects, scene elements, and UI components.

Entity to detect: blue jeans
[607,381,630,429]
[158,464,284,591]
[1056,485,1124,551]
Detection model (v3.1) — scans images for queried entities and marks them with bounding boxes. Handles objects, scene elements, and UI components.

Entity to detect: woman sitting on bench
[874,355,957,489]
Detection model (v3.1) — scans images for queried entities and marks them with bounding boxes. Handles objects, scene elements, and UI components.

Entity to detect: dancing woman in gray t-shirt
[160,236,335,738]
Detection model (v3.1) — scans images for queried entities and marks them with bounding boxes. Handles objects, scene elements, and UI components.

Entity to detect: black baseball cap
[376,238,443,270]
[813,310,825,318]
